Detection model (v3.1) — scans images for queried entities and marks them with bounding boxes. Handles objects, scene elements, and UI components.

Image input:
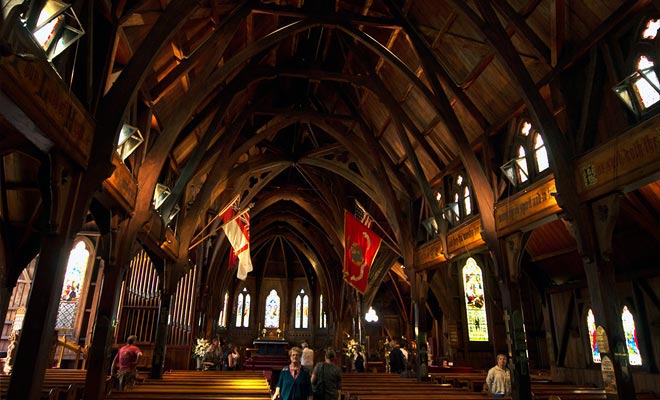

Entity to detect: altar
[253,338,288,355]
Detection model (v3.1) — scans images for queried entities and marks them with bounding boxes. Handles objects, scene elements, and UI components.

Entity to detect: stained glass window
[265,289,280,328]
[235,288,250,327]
[295,294,302,328]
[295,289,308,329]
[244,293,251,327]
[462,258,488,342]
[302,294,309,329]
[236,293,244,327]
[622,306,642,366]
[219,292,228,327]
[56,241,90,330]
[319,295,327,329]
[587,309,601,363]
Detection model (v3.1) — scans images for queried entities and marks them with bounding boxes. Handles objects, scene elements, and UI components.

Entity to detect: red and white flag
[343,210,382,293]
[221,195,253,280]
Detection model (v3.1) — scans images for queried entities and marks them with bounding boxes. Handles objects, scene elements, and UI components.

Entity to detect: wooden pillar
[413,271,430,379]
[7,230,72,400]
[83,214,123,400]
[7,155,81,400]
[582,194,636,400]
[501,232,532,400]
[151,269,172,379]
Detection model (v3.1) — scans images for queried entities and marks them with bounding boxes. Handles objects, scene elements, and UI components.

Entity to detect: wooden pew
[0,369,89,400]
[106,370,272,400]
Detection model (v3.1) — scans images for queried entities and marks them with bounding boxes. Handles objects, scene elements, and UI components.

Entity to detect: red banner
[343,210,382,293]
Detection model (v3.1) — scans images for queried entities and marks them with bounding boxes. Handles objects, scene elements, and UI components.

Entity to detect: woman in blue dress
[272,347,313,400]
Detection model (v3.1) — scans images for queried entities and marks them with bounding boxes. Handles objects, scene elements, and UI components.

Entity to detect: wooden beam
[491,0,550,64]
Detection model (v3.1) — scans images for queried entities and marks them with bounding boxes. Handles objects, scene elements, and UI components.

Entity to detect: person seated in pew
[485,353,511,398]
[111,335,143,390]
[222,344,240,371]
[203,338,223,370]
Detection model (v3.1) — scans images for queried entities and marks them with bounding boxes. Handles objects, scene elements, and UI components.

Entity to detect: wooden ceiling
[2,0,658,303]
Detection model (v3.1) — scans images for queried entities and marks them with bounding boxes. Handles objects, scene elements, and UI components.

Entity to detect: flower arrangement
[192,337,210,359]
[344,338,363,358]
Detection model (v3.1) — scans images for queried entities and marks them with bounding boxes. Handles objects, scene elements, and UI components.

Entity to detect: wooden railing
[54,335,88,369]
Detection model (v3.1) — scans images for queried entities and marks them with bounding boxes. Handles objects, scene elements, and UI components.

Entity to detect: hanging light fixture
[116,124,144,161]
[365,306,379,323]
[153,183,171,210]
[613,67,660,118]
[500,157,529,187]
[31,1,85,61]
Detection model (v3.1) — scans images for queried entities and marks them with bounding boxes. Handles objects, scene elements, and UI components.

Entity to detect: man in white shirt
[485,353,511,398]
[301,341,314,371]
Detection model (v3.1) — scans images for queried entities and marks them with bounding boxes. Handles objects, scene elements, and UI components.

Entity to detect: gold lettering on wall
[576,118,660,200]
[446,219,484,258]
[495,175,560,235]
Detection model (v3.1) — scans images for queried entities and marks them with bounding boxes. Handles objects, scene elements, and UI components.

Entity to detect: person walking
[301,341,314,371]
[311,348,342,400]
[485,353,511,398]
[388,340,406,374]
[272,347,313,400]
[111,335,143,390]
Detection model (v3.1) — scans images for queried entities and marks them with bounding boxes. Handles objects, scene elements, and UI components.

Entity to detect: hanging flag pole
[355,200,402,257]
[188,203,253,251]
[191,194,241,245]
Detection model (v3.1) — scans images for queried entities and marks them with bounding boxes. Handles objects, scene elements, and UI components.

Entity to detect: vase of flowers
[192,337,210,370]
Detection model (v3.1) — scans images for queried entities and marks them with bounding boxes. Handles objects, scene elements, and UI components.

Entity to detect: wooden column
[583,194,636,400]
[151,267,172,379]
[7,155,81,400]
[413,272,430,379]
[83,214,123,400]
[7,230,72,399]
[501,232,532,400]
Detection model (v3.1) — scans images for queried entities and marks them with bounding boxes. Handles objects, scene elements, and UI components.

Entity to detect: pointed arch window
[534,133,549,173]
[586,309,601,363]
[633,55,660,109]
[235,288,250,328]
[462,258,488,342]
[295,289,309,329]
[463,187,472,216]
[56,241,91,332]
[444,173,472,226]
[218,292,229,328]
[622,306,642,366]
[265,289,280,328]
[614,20,660,117]
[502,120,550,189]
[319,295,327,329]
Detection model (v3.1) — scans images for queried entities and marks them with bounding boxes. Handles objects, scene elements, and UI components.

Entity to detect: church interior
[0,0,659,399]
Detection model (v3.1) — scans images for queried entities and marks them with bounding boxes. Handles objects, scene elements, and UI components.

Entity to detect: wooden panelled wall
[1,262,34,354]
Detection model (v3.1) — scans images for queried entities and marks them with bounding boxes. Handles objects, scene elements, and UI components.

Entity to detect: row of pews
[0,369,92,400]
[342,372,491,400]
[428,370,660,400]
[106,370,272,400]
[2,368,658,400]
